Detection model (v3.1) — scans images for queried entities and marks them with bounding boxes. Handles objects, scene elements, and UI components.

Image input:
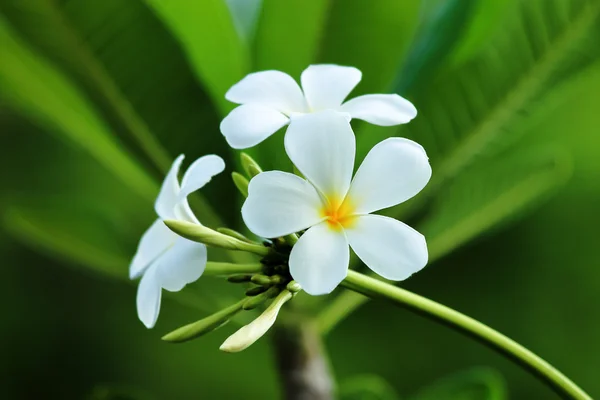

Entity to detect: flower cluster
[129,64,431,350]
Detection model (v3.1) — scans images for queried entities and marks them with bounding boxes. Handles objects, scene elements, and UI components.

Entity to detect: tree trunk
[272,320,334,400]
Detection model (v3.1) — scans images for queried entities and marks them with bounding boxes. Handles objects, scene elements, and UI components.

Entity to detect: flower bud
[164,220,269,256]
[242,287,280,310]
[220,291,293,352]
[286,281,302,293]
[240,152,263,178]
[246,286,268,296]
[250,274,273,286]
[162,300,245,343]
[217,227,253,243]
[227,274,252,283]
[231,172,249,197]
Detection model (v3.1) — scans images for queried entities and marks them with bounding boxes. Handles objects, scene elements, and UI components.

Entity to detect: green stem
[204,262,263,276]
[340,270,591,400]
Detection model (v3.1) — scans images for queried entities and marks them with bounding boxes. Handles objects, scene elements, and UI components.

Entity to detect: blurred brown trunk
[272,320,334,400]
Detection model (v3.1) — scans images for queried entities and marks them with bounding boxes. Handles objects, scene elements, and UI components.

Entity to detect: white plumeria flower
[129,154,225,328]
[220,64,417,149]
[242,111,431,295]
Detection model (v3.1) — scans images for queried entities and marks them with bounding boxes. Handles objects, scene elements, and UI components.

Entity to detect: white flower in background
[129,155,225,328]
[242,111,431,295]
[220,64,417,149]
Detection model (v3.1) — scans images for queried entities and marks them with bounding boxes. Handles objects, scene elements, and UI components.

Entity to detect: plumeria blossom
[242,111,431,295]
[220,64,417,149]
[129,154,225,328]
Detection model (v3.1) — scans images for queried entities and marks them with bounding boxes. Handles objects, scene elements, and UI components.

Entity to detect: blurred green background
[1,0,598,399]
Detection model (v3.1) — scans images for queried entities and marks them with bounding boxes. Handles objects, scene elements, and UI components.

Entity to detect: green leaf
[253,0,331,76]
[0,0,232,227]
[87,384,155,400]
[0,16,157,201]
[0,0,173,174]
[401,0,599,204]
[393,0,476,95]
[408,368,506,400]
[339,374,401,400]
[318,0,421,94]
[449,1,517,66]
[143,0,250,115]
[226,0,263,43]
[3,204,131,281]
[421,149,572,262]
[2,202,243,317]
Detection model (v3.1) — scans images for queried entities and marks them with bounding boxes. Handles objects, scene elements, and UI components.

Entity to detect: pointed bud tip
[240,153,263,178]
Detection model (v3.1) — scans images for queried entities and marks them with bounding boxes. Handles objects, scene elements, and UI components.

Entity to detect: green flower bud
[217,227,254,243]
[164,220,269,256]
[231,172,249,197]
[286,281,302,293]
[162,300,245,343]
[250,274,273,286]
[240,152,263,178]
[227,274,253,283]
[242,287,280,310]
[246,286,268,296]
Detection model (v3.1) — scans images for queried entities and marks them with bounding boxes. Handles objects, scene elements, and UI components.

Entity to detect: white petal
[136,265,162,329]
[154,236,208,292]
[225,70,307,113]
[242,171,324,238]
[155,155,184,220]
[345,215,428,281]
[340,94,417,126]
[129,219,176,279]
[179,155,225,201]
[284,110,355,200]
[171,155,226,224]
[301,64,362,111]
[221,104,290,149]
[347,138,431,214]
[289,222,349,295]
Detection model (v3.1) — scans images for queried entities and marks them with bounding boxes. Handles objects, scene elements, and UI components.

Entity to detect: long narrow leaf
[143,0,250,115]
[0,17,157,201]
[253,0,331,76]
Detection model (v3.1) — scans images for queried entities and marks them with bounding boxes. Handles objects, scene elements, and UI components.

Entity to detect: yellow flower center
[321,197,357,230]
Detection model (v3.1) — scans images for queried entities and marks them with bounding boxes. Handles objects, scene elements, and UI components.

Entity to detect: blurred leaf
[339,374,401,400]
[408,367,506,400]
[421,148,572,261]
[0,0,232,227]
[226,0,263,43]
[253,0,331,76]
[143,0,250,115]
[393,0,475,95]
[0,0,172,174]
[401,0,599,203]
[3,204,132,281]
[449,2,517,66]
[0,16,156,201]
[2,203,243,316]
[319,0,421,94]
[87,384,155,400]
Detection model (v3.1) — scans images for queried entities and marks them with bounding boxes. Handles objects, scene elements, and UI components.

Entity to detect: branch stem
[272,318,334,400]
[340,270,591,400]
